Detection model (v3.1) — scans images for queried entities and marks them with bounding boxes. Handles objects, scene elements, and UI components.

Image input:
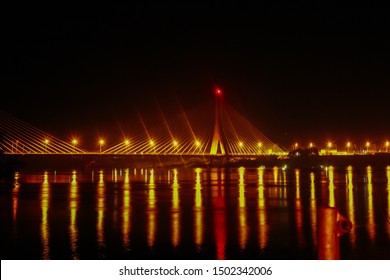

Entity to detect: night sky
[1,3,389,149]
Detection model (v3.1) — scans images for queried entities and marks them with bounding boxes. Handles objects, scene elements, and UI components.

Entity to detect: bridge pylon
[210,88,227,155]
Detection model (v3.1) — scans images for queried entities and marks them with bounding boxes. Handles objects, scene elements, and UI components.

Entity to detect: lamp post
[365,141,370,154]
[346,142,351,154]
[44,138,49,153]
[72,138,78,154]
[124,139,130,154]
[195,140,201,154]
[258,142,262,155]
[99,138,105,154]
[239,141,244,155]
[173,140,178,154]
[149,139,155,154]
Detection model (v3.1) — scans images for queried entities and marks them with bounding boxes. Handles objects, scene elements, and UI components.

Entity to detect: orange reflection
[310,172,317,247]
[41,171,50,259]
[346,166,356,246]
[147,169,156,248]
[212,169,226,260]
[328,166,335,207]
[257,167,268,249]
[295,169,304,248]
[122,168,131,251]
[96,170,105,250]
[171,169,180,247]
[387,166,390,238]
[194,168,203,248]
[273,166,278,185]
[12,172,20,221]
[69,170,79,259]
[238,167,248,250]
[366,166,375,241]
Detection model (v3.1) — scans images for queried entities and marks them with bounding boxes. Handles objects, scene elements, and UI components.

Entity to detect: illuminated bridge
[0,89,285,157]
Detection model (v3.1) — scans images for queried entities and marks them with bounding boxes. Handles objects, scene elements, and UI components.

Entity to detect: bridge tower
[210,88,226,155]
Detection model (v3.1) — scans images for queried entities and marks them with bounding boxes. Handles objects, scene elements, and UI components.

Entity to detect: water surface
[1,165,389,259]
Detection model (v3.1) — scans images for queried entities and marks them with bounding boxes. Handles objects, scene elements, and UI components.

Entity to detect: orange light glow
[124,139,130,146]
[72,138,78,146]
[44,138,49,145]
[149,139,155,146]
[327,142,332,149]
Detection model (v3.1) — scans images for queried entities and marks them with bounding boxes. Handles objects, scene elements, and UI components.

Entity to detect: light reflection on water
[40,171,50,260]
[387,166,390,239]
[2,165,390,260]
[69,170,79,259]
[346,166,356,246]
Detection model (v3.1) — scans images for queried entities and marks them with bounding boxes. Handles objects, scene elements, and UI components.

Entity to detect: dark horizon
[2,4,389,149]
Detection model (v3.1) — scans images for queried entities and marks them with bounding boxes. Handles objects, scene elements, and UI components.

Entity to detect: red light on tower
[215,88,222,96]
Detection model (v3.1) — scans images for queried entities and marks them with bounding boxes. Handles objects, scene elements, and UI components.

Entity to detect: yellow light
[124,139,130,146]
[195,140,201,147]
[366,141,370,148]
[346,142,351,148]
[327,142,332,149]
[258,142,262,147]
[72,138,78,146]
[98,138,105,153]
[386,141,389,147]
[309,142,313,148]
[239,141,244,148]
[149,139,155,146]
[44,138,49,145]
[173,140,178,147]
[294,142,298,148]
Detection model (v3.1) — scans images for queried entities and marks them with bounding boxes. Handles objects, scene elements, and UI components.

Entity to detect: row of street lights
[37,137,389,154]
[293,140,390,153]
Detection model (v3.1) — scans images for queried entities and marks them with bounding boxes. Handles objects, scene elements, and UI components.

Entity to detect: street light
[258,142,262,154]
[149,139,155,153]
[346,141,351,154]
[386,141,389,153]
[124,139,130,154]
[44,138,49,153]
[99,138,105,153]
[72,138,78,153]
[172,140,178,153]
[365,141,370,154]
[239,141,244,153]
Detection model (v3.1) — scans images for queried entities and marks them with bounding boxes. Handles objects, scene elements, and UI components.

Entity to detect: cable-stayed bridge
[0,90,285,157]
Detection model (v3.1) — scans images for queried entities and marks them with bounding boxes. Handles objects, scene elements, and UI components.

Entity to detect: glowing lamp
[215,88,222,96]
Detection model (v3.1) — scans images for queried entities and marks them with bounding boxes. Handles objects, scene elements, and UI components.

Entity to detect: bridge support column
[210,88,226,155]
